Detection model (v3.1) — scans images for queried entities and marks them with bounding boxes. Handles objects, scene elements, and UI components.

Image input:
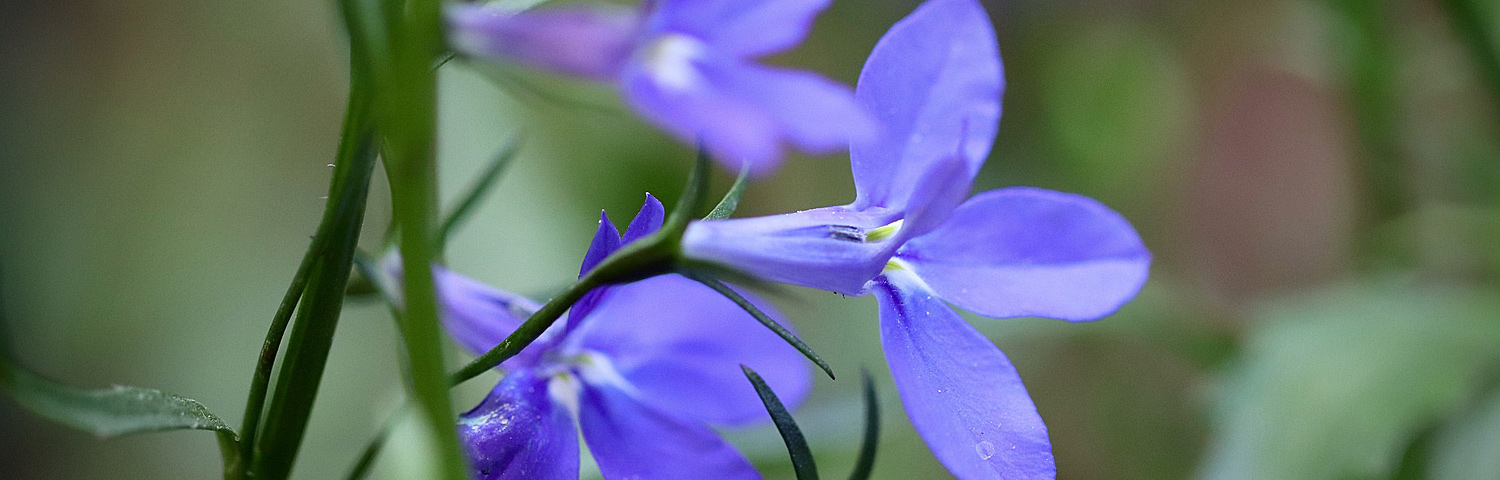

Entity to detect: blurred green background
[5,0,1500,478]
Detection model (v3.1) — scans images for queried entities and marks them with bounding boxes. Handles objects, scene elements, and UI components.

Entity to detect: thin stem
[447,271,605,385]
[1440,0,1500,122]
[343,404,409,480]
[379,0,467,474]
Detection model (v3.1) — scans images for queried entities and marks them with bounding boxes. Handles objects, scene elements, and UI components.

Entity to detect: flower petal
[571,274,810,426]
[435,267,541,357]
[875,269,1055,480]
[579,382,762,480]
[446,5,639,80]
[682,206,900,295]
[651,0,832,57]
[851,0,1001,212]
[710,61,874,158]
[621,56,866,175]
[579,211,622,277]
[459,370,579,480]
[889,154,972,243]
[621,193,665,244]
[897,187,1150,321]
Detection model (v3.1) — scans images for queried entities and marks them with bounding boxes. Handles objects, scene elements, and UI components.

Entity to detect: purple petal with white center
[875,269,1055,480]
[571,274,810,425]
[621,55,868,175]
[578,382,762,480]
[459,370,579,480]
[897,187,1150,321]
[621,193,665,244]
[851,0,1001,212]
[435,267,542,358]
[446,4,639,81]
[682,205,901,295]
[650,0,833,57]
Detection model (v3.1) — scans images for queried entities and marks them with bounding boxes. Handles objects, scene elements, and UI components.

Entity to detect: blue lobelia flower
[446,0,875,175]
[679,0,1152,478]
[438,195,811,480]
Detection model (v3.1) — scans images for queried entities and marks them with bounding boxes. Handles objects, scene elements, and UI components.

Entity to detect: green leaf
[742,365,818,480]
[847,368,880,480]
[683,272,835,380]
[437,134,523,250]
[0,361,235,439]
[1201,280,1500,480]
[704,164,751,221]
[0,272,239,470]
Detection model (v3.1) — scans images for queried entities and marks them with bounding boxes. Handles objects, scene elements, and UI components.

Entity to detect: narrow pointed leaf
[848,368,881,480]
[743,365,819,480]
[0,360,235,438]
[705,164,752,220]
[438,134,524,248]
[685,272,835,379]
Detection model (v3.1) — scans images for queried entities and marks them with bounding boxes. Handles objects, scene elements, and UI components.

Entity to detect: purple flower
[681,0,1151,477]
[439,196,811,479]
[447,0,876,175]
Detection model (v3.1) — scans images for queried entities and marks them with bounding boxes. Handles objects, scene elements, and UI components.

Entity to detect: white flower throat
[641,33,708,91]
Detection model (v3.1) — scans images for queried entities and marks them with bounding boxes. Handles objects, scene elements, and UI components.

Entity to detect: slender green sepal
[705,163,752,220]
[662,146,712,238]
[684,272,835,380]
[742,365,819,480]
[847,368,881,480]
[438,134,524,250]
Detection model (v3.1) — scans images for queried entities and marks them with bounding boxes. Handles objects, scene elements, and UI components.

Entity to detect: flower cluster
[442,0,1149,478]
[438,196,810,479]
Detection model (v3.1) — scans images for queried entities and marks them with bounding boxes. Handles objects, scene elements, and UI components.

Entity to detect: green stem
[378,0,466,475]
[1332,0,1410,262]
[343,404,409,480]
[233,97,364,474]
[251,129,378,480]
[1440,0,1500,122]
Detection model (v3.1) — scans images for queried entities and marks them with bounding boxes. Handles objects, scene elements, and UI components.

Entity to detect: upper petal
[459,370,580,480]
[447,4,639,81]
[578,382,762,480]
[681,206,900,295]
[875,269,1055,480]
[851,0,1001,211]
[896,187,1150,321]
[620,193,666,244]
[649,0,831,57]
[571,274,810,426]
[621,55,867,175]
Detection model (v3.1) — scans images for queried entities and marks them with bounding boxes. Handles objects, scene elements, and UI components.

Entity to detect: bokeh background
[5,0,1500,478]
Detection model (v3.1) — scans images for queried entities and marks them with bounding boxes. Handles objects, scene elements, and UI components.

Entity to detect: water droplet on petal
[975,441,996,460]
